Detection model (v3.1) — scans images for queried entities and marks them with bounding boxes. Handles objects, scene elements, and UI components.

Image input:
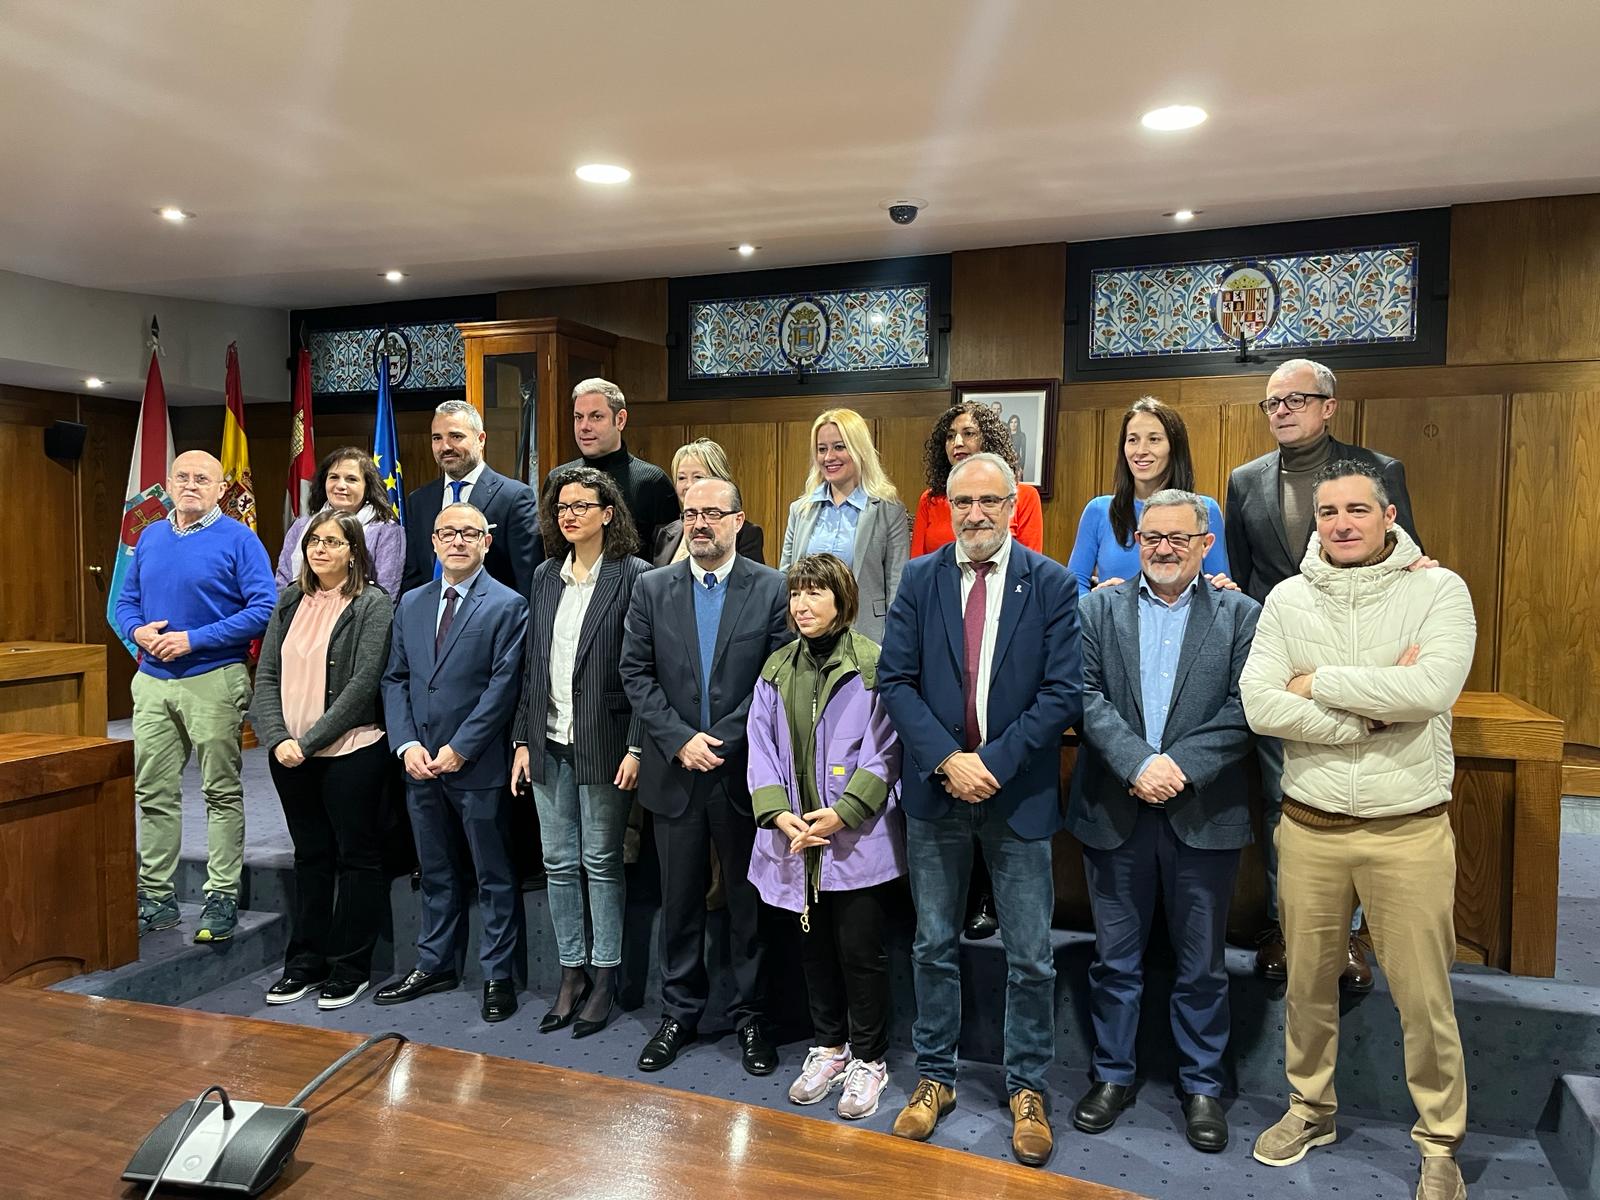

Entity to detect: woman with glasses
[911,402,1043,557]
[747,553,905,1121]
[511,466,649,1038]
[779,408,909,644]
[1068,397,1228,595]
[251,508,395,1009]
[652,438,766,567]
[276,447,404,597]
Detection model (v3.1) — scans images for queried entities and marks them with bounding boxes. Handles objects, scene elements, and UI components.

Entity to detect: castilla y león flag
[106,344,175,657]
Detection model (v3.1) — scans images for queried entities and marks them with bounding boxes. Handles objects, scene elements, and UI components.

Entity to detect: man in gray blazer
[1068,489,1259,1154]
[1224,357,1421,988]
[620,478,792,1076]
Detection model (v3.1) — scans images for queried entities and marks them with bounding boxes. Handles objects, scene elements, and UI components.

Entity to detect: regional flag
[284,345,315,527]
[373,343,405,524]
[220,342,257,530]
[106,344,175,657]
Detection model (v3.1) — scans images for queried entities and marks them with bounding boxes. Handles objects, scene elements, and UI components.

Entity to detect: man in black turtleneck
[1225,357,1422,990]
[550,378,678,552]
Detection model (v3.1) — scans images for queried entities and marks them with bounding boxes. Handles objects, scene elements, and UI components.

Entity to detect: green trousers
[131,663,252,899]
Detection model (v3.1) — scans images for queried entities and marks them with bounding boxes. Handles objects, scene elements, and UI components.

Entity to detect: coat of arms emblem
[780,298,829,369]
[1212,262,1280,343]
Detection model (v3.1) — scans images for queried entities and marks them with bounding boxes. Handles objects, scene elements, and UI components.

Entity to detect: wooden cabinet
[0,641,107,737]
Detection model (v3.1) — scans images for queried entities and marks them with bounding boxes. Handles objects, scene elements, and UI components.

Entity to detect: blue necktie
[434,480,468,579]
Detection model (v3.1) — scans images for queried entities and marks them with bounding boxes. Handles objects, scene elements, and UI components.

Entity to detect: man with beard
[878,452,1082,1168]
[620,477,791,1077]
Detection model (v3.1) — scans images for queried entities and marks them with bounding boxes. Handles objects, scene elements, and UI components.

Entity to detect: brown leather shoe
[1342,931,1375,993]
[892,1078,956,1141]
[1009,1088,1054,1167]
[1256,924,1287,980]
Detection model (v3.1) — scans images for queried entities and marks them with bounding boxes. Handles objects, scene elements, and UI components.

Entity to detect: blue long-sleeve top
[1067,494,1229,596]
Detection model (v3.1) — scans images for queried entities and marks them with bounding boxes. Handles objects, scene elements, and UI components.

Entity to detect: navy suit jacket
[401,465,539,598]
[382,572,528,792]
[1067,576,1259,852]
[878,539,1083,840]
[619,556,791,819]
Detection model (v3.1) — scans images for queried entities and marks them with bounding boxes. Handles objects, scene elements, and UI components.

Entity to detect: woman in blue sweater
[1068,397,1229,595]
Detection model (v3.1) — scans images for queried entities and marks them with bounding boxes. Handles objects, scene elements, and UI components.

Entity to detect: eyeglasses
[432,527,487,544]
[949,494,1015,513]
[1134,531,1198,549]
[304,535,349,550]
[554,501,604,517]
[682,508,739,524]
[1259,391,1331,415]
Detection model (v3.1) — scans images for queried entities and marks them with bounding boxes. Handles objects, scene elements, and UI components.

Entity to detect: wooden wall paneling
[949,244,1067,382]
[0,409,81,645]
[698,423,779,559]
[876,415,934,521]
[1447,758,1514,967]
[775,419,818,545]
[1041,408,1104,561]
[78,396,139,720]
[1360,394,1506,689]
[625,424,687,486]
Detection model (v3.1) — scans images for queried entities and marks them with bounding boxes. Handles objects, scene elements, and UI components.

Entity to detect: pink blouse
[280,588,385,757]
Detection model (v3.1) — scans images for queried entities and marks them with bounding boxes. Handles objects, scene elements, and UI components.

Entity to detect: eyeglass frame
[948,493,1016,514]
[432,525,490,544]
[303,534,350,550]
[1134,530,1205,550]
[1258,391,1332,415]
[681,507,742,525]
[553,500,609,518]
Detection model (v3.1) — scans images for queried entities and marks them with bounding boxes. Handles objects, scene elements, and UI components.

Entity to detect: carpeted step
[1539,1074,1600,1198]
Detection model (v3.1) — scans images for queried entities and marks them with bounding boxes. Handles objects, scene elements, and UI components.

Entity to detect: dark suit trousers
[1082,804,1240,1096]
[406,777,524,983]
[654,779,764,1029]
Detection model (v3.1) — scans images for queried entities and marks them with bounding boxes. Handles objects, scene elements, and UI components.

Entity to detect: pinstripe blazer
[513,552,651,785]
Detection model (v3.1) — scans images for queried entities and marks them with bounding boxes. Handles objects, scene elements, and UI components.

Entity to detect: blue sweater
[115,515,277,680]
[1067,494,1230,596]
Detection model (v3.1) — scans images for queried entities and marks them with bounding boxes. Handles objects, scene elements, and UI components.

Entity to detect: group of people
[114,359,1476,1199]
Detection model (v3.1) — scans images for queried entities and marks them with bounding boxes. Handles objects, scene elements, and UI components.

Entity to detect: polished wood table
[0,734,135,986]
[0,987,1142,1200]
[0,640,107,736]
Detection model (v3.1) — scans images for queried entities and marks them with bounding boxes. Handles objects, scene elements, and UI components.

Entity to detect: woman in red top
[910,402,1044,556]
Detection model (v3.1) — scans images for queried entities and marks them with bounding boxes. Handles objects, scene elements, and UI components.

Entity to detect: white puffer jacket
[1240,526,1476,818]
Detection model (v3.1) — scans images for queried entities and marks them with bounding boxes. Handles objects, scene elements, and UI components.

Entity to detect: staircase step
[1540,1074,1600,1197]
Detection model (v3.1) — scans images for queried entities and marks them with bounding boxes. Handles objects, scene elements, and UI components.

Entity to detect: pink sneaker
[837,1058,888,1119]
[789,1045,851,1104]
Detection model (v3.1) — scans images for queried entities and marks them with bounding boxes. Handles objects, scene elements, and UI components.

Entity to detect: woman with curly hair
[910,402,1044,557]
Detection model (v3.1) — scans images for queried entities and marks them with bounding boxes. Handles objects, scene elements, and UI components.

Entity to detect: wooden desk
[0,988,1142,1200]
[0,641,108,736]
[0,734,136,986]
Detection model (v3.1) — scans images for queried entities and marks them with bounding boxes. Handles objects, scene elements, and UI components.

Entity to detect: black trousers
[653,780,764,1029]
[268,741,390,985]
[799,882,894,1063]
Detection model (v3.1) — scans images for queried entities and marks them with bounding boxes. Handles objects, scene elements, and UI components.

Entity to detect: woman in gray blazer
[778,408,909,644]
[511,466,649,1039]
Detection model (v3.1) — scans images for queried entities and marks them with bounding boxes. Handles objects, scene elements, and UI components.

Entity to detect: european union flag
[373,342,406,525]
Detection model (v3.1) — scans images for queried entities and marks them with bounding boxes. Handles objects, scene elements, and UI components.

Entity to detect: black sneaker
[317,980,371,1010]
[137,893,180,936]
[265,973,328,1005]
[194,892,238,943]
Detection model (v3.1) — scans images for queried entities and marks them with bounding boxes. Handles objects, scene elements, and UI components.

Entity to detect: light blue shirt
[1133,574,1198,783]
[804,483,868,567]
[1068,494,1229,596]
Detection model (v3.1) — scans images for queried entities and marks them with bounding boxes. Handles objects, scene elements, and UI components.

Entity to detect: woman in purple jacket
[747,553,905,1121]
[277,447,405,598]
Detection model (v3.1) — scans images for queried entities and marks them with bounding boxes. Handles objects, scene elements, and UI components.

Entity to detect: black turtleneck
[556,439,678,550]
[803,627,846,664]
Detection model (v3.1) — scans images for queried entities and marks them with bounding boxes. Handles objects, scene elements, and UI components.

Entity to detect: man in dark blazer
[1224,358,1421,987]
[376,502,528,1022]
[877,452,1082,1169]
[401,400,539,598]
[1067,490,1260,1154]
[619,477,790,1077]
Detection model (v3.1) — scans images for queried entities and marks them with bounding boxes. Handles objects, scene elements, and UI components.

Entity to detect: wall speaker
[44,420,88,461]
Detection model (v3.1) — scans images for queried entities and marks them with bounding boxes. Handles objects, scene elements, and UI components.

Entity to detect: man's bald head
[169,450,227,526]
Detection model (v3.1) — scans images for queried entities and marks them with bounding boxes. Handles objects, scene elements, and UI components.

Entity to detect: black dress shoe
[638,1017,696,1071]
[964,893,998,940]
[738,1022,778,1076]
[1072,1081,1134,1134]
[1182,1093,1229,1153]
[540,975,594,1033]
[571,990,616,1039]
[373,968,459,1006]
[482,980,518,1022]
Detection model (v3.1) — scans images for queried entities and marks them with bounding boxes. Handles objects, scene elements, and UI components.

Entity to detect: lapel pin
[1014,584,1022,593]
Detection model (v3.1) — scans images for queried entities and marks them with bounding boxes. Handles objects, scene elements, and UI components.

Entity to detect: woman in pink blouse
[251,508,395,1009]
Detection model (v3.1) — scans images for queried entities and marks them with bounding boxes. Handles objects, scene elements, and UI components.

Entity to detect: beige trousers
[1278,810,1466,1156]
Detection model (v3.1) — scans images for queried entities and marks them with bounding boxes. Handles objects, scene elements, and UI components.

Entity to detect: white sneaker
[837,1058,888,1120]
[788,1045,852,1104]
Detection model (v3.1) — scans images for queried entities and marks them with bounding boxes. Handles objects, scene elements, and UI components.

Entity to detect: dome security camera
[887,202,921,225]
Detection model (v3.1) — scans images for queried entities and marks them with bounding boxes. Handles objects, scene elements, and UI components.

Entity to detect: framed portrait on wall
[951,378,1059,500]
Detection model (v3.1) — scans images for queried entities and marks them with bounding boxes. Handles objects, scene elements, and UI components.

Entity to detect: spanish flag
[220,342,257,530]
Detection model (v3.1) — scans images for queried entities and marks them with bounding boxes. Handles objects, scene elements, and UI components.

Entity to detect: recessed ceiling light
[383,270,405,283]
[1168,209,1198,222]
[84,376,105,389]
[575,163,631,184]
[156,206,194,222]
[1141,105,1207,131]
[734,243,758,257]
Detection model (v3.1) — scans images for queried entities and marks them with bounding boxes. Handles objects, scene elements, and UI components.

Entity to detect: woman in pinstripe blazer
[511,465,650,1038]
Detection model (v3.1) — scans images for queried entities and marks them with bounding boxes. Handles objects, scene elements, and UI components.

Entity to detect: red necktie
[435,586,459,656]
[963,561,993,750]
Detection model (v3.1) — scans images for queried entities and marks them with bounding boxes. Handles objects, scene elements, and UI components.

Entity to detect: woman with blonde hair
[651,438,766,567]
[778,409,909,644]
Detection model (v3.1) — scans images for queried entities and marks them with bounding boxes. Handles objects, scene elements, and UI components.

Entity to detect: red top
[911,484,1044,557]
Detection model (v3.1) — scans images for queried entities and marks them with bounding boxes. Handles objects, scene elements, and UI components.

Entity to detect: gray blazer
[1067,576,1259,852]
[1224,436,1420,605]
[778,492,910,644]
[250,584,394,756]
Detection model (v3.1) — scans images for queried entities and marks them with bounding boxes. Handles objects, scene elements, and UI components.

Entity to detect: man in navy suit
[1067,489,1260,1153]
[401,400,539,598]
[619,477,791,1077]
[377,502,528,1022]
[878,452,1082,1168]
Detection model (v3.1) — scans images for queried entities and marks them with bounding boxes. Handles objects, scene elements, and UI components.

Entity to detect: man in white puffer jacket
[1240,460,1476,1200]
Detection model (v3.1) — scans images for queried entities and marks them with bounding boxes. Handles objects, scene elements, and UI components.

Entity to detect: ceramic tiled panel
[310,322,466,392]
[688,284,930,378]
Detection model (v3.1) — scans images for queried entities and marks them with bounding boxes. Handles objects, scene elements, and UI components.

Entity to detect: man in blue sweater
[115,450,276,942]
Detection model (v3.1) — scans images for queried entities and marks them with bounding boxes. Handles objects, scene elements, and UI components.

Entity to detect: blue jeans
[905,801,1057,1095]
[530,743,631,968]
[1260,736,1362,933]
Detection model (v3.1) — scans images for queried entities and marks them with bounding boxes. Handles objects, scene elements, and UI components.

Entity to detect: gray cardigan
[250,583,395,755]
[778,491,910,644]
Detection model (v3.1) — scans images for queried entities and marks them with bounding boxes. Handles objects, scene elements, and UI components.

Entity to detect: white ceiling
[3,0,1599,310]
